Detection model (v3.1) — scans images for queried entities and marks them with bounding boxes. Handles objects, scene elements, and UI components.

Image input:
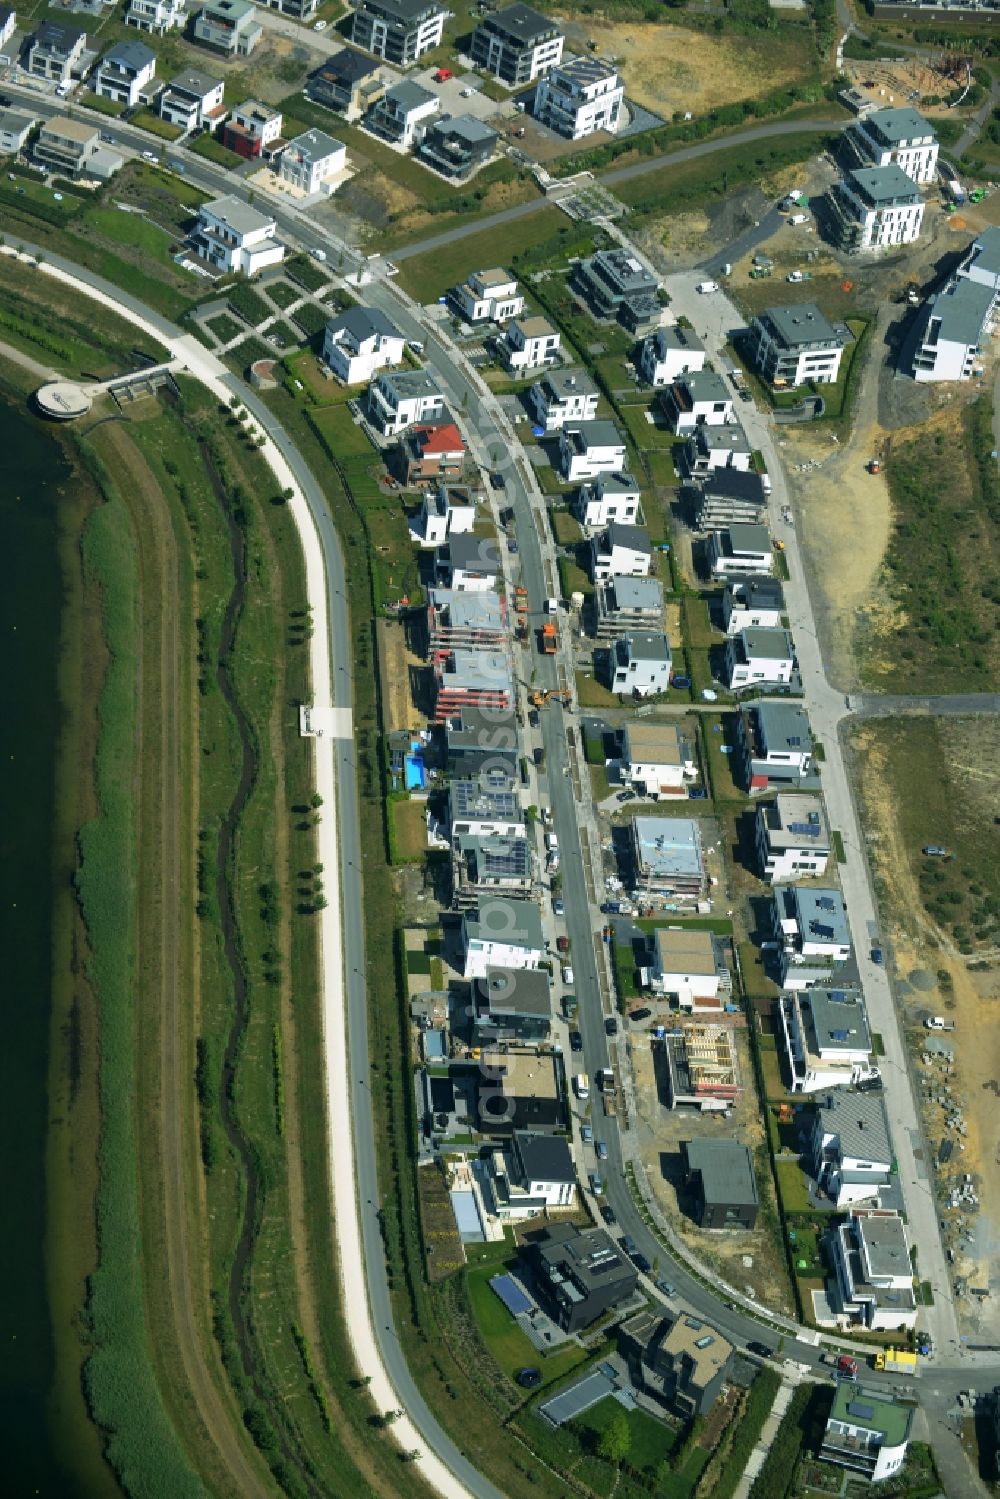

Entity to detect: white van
[574,1073,590,1100]
[788,213,808,226]
[309,247,327,262]
[697,280,719,295]
[562,965,574,986]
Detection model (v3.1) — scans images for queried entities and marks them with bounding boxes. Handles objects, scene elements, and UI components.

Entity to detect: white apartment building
[638,324,706,386]
[125,0,187,35]
[27,20,87,82]
[590,521,652,582]
[322,305,405,385]
[683,424,753,474]
[452,268,524,325]
[830,164,925,253]
[279,128,347,194]
[559,420,627,482]
[659,370,734,433]
[748,303,846,387]
[778,983,874,1093]
[502,315,560,372]
[772,886,852,989]
[368,367,445,435]
[724,626,796,691]
[820,1382,913,1485]
[723,578,784,636]
[811,1089,894,1209]
[0,6,16,50]
[528,367,598,431]
[481,1132,576,1220]
[534,54,623,139]
[845,105,939,185]
[93,39,156,106]
[737,702,814,796]
[0,110,37,156]
[755,794,830,882]
[609,631,672,698]
[647,927,730,1011]
[708,523,773,578]
[191,194,283,275]
[830,1210,918,1332]
[462,895,545,979]
[911,227,1000,382]
[574,472,640,530]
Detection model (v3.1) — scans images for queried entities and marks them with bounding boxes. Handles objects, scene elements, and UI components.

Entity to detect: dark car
[656,1279,676,1298]
[605,1016,618,1037]
[629,1007,652,1023]
[747,1341,774,1360]
[616,788,635,803]
[671,675,692,690]
[620,1234,638,1257]
[508,538,518,553]
[600,1203,617,1226]
[632,1251,651,1274]
[739,388,753,401]
[490,470,506,490]
[515,1367,542,1389]
[688,786,707,800]
[570,1030,583,1052]
[871,947,884,965]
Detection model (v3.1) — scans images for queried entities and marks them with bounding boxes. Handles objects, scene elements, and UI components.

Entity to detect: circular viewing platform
[35,381,94,421]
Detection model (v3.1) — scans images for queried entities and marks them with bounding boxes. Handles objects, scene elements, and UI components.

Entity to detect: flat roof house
[684,423,752,477]
[736,701,813,794]
[125,0,187,35]
[844,104,938,185]
[0,109,36,157]
[471,3,564,87]
[475,1047,563,1134]
[502,314,560,373]
[451,268,524,326]
[756,793,830,882]
[610,632,672,699]
[434,649,513,718]
[748,303,846,388]
[34,116,101,177]
[695,469,766,530]
[350,0,447,65]
[369,366,445,435]
[594,576,664,641]
[448,771,522,843]
[639,324,706,387]
[559,419,627,483]
[575,471,640,530]
[366,79,438,147]
[647,928,731,1011]
[829,163,924,253]
[911,271,998,383]
[723,577,784,635]
[574,248,660,333]
[528,366,598,432]
[416,485,477,549]
[683,1138,758,1230]
[530,1224,638,1332]
[778,982,875,1093]
[93,39,156,107]
[193,0,262,56]
[323,305,404,385]
[829,1209,917,1332]
[191,194,283,275]
[428,587,505,653]
[481,1131,575,1218]
[621,721,696,797]
[160,69,226,131]
[534,54,623,140]
[223,99,283,159]
[418,114,498,179]
[28,21,87,82]
[256,0,318,18]
[462,895,545,979]
[811,1089,893,1208]
[724,625,796,691]
[308,48,385,118]
[772,885,852,988]
[473,968,551,1045]
[445,706,519,780]
[707,522,773,578]
[453,832,531,905]
[660,370,734,434]
[620,1308,733,1419]
[590,520,652,582]
[279,128,347,195]
[820,1381,914,1485]
[628,814,703,900]
[436,533,502,592]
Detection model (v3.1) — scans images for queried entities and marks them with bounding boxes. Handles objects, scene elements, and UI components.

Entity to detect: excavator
[529,688,572,709]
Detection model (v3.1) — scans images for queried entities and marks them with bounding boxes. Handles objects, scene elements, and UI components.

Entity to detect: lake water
[0,390,94,1496]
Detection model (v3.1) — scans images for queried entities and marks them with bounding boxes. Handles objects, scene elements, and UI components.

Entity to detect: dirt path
[99,421,270,1499]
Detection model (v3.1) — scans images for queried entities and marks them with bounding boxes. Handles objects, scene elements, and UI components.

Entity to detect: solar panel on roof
[848,1402,875,1420]
[788,821,821,838]
[830,1030,849,1042]
[490,1274,532,1317]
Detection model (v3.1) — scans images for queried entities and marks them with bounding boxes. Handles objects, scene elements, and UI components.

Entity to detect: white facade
[0,9,16,49]
[684,424,752,473]
[323,306,405,385]
[534,55,623,140]
[125,0,187,34]
[279,128,346,194]
[847,105,938,185]
[648,928,727,1010]
[452,268,524,324]
[831,165,925,253]
[93,42,156,106]
[638,324,705,386]
[482,1136,576,1219]
[0,110,36,155]
[610,632,672,698]
[622,722,696,796]
[528,368,598,431]
[368,369,445,435]
[661,370,734,433]
[725,626,795,690]
[778,985,874,1093]
[462,897,545,979]
[559,421,627,482]
[812,1095,893,1209]
[911,230,1000,382]
[590,522,651,582]
[756,794,830,882]
[503,315,560,372]
[830,1211,918,1332]
[822,1395,911,1485]
[723,579,784,636]
[574,473,640,529]
[416,490,476,547]
[708,524,773,578]
[160,71,225,130]
[192,194,283,275]
[748,304,845,387]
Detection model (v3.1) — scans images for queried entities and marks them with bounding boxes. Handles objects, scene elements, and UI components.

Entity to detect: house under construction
[662,1024,740,1110]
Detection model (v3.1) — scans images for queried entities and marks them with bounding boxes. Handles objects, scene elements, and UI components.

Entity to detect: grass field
[390,797,428,863]
[465,1267,586,1387]
[396,209,587,303]
[615,132,832,220]
[0,255,168,376]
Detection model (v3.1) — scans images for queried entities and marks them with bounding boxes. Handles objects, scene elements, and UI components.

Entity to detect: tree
[596,1411,631,1464]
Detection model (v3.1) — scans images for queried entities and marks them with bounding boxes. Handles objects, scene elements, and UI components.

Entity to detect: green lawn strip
[465,1265,586,1386]
[83,90,127,117]
[705,1368,781,1499]
[189,132,242,168]
[74,460,203,1497]
[831,830,846,864]
[0,176,82,223]
[0,259,168,375]
[131,109,183,141]
[635,915,734,935]
[775,1159,813,1216]
[395,209,590,303]
[83,205,178,263]
[265,280,301,311]
[616,133,833,220]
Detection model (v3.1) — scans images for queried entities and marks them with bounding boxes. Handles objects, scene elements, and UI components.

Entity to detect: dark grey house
[417,114,498,178]
[574,248,660,333]
[683,1138,759,1230]
[470,3,564,86]
[444,705,520,779]
[620,1307,733,1418]
[530,1224,638,1332]
[473,966,551,1045]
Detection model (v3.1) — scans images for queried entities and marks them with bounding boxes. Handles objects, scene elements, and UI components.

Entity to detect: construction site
[841,51,976,120]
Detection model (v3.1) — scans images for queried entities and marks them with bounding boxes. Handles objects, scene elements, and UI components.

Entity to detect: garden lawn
[465,1268,586,1387]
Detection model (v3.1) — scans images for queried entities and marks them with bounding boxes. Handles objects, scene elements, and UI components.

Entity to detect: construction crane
[529,688,572,708]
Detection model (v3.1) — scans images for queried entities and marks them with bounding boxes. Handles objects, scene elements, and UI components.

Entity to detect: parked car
[671,675,691,690]
[561,965,574,986]
[616,789,635,803]
[507,538,518,553]
[629,1007,652,1023]
[515,1367,541,1389]
[553,897,564,916]
[620,1235,638,1256]
[632,1251,651,1274]
[871,947,884,965]
[556,935,570,954]
[747,1341,774,1359]
[604,1016,618,1037]
[596,1140,608,1161]
[570,1030,583,1052]
[688,786,707,800]
[490,470,506,490]
[600,1203,617,1226]
[141,149,158,161]
[581,1123,594,1143]
[588,1172,604,1196]
[313,16,327,27]
[656,1280,676,1298]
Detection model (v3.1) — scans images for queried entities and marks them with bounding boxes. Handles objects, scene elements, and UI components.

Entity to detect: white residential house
[480,1132,576,1219]
[820,1382,914,1485]
[590,521,652,582]
[558,420,627,482]
[910,228,1000,383]
[621,721,696,797]
[659,370,734,433]
[528,367,598,432]
[436,534,502,593]
[829,1210,918,1331]
[192,0,262,58]
[502,315,560,372]
[0,7,16,50]
[574,472,640,530]
[322,305,405,385]
[470,3,564,87]
[125,0,188,35]
[159,69,226,131]
[190,194,284,275]
[810,1089,894,1208]
[722,578,785,636]
[829,164,925,253]
[0,110,36,156]
[365,79,438,147]
[683,423,752,475]
[748,304,846,387]
[647,927,731,1012]
[724,626,796,691]
[350,0,447,66]
[844,105,938,185]
[462,895,545,979]
[222,99,283,159]
[534,54,623,139]
[93,39,156,106]
[778,983,875,1093]
[279,128,347,194]
[609,631,671,698]
[755,794,830,882]
[413,486,476,547]
[594,577,664,642]
[772,885,852,988]
[638,324,706,386]
[452,268,524,325]
[737,702,814,796]
[27,21,87,82]
[368,367,445,436]
[707,523,773,578]
[448,773,523,844]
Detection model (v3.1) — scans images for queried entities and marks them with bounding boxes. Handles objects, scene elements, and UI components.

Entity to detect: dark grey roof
[169,67,223,96]
[566,418,625,450]
[816,1089,892,1165]
[480,966,551,1015]
[727,576,784,611]
[360,0,446,18]
[536,366,598,403]
[701,468,765,502]
[862,105,935,145]
[969,226,1000,279]
[684,1138,758,1208]
[606,520,651,554]
[534,1223,636,1294]
[430,113,498,145]
[923,277,996,349]
[754,701,812,755]
[103,39,156,69]
[847,163,920,205]
[650,324,704,357]
[513,1131,575,1184]
[619,630,670,663]
[806,986,871,1054]
[386,79,437,111]
[723,521,771,554]
[482,3,559,44]
[316,47,382,84]
[442,533,501,574]
[34,19,85,51]
[756,302,843,350]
